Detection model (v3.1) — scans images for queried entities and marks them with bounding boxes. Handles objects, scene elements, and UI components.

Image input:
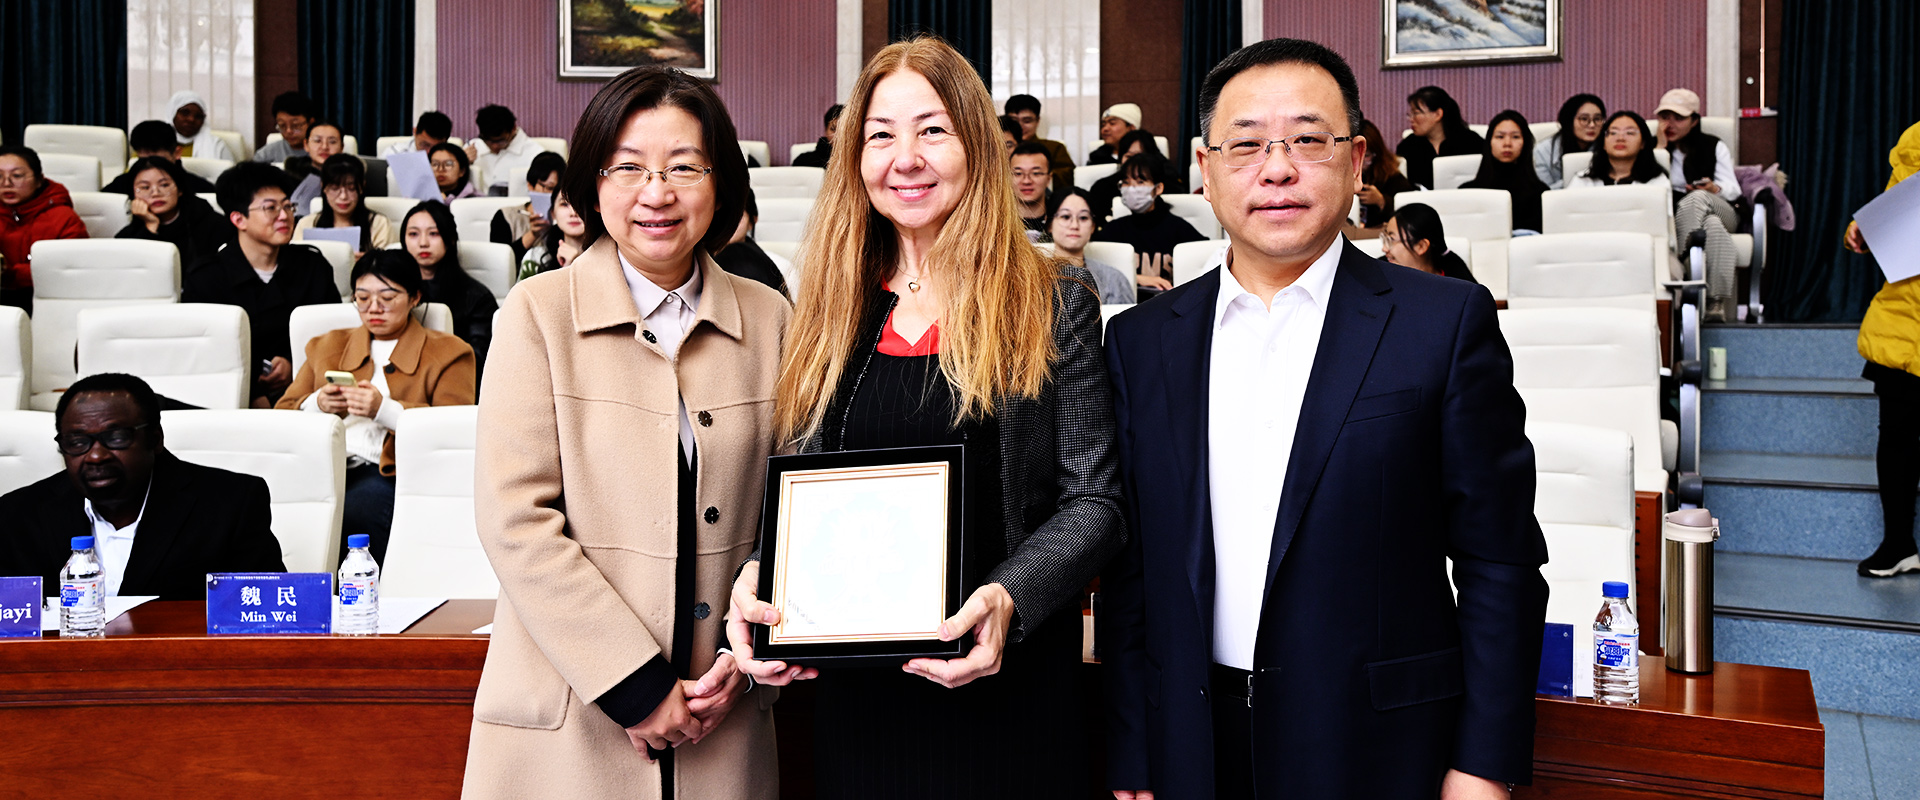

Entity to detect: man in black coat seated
[0,374,285,601]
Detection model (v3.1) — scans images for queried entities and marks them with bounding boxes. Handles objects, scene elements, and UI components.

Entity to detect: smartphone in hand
[324,370,357,387]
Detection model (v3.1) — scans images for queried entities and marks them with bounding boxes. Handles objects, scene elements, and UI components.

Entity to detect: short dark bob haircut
[560,65,747,256]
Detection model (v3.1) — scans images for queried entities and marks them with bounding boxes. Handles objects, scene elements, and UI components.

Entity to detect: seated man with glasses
[0,373,285,600]
[184,162,342,407]
[464,104,544,195]
[278,250,475,564]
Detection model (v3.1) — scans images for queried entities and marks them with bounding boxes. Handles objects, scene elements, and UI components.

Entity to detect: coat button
[693,602,711,620]
[642,330,658,344]
[697,410,712,427]
[704,507,719,524]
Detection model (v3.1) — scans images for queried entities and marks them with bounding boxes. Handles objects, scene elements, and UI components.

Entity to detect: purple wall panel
[437,1,837,165]
[1264,1,1708,149]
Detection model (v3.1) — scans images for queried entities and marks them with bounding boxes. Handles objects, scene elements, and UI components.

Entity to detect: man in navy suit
[1101,38,1548,799]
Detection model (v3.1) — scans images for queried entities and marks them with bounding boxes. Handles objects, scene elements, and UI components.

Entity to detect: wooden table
[0,602,1820,798]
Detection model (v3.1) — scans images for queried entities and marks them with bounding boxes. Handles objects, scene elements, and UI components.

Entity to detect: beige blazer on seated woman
[465,237,790,799]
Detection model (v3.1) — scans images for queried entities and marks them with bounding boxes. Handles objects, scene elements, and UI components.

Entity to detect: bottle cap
[1602,581,1629,598]
[71,535,95,550]
[348,534,370,549]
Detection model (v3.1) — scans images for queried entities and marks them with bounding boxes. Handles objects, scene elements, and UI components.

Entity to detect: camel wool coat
[464,238,790,800]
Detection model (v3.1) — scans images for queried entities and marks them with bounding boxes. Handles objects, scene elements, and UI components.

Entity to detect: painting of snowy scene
[1385,0,1560,68]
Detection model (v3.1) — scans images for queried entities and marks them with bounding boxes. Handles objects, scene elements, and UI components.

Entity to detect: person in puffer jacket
[0,145,90,313]
[1851,120,1920,578]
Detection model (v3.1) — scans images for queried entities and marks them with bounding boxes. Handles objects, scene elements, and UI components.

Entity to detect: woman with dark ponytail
[1381,202,1475,283]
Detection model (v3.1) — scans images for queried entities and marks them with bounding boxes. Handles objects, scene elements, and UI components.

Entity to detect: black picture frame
[752,445,970,666]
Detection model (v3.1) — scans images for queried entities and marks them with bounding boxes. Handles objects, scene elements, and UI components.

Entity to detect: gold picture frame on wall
[1384,0,1562,68]
[560,0,716,80]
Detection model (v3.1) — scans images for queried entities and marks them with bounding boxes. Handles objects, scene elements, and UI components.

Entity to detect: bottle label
[60,579,101,608]
[1595,633,1639,668]
[340,580,374,607]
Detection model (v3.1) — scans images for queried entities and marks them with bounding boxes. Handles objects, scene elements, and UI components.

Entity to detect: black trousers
[1212,665,1256,798]
[1868,362,1920,551]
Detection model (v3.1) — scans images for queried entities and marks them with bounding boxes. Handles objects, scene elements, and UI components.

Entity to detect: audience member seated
[165,90,235,161]
[277,251,476,564]
[465,104,542,194]
[430,142,481,203]
[183,162,340,407]
[1350,118,1415,237]
[1089,129,1174,226]
[293,154,394,259]
[792,104,844,168]
[1012,141,1054,240]
[1004,93,1074,193]
[1567,111,1668,188]
[1657,87,1743,321]
[713,187,791,298]
[1461,109,1549,233]
[1088,102,1141,165]
[282,119,346,183]
[1046,187,1133,305]
[518,191,589,280]
[105,120,217,196]
[1536,93,1605,187]
[1381,203,1476,283]
[114,157,231,268]
[0,145,89,313]
[401,202,495,373]
[0,373,286,600]
[1396,85,1483,189]
[998,114,1021,154]
[252,90,318,163]
[489,152,565,261]
[379,111,454,157]
[1093,152,1201,298]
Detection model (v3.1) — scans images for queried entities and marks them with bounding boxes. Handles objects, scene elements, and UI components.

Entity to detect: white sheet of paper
[299,225,361,247]
[472,623,493,635]
[771,468,948,643]
[1856,173,1920,283]
[40,595,158,631]
[389,149,443,203]
[528,191,552,219]
[328,596,447,634]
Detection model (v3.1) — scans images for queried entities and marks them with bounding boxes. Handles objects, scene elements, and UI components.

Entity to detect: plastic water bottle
[336,534,379,636]
[59,536,106,638]
[1593,580,1640,704]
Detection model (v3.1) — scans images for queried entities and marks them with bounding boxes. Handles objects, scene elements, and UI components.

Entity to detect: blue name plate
[0,577,41,639]
[206,573,332,635]
[1537,622,1573,697]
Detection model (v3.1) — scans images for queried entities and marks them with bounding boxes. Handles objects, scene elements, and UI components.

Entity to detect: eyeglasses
[1574,114,1606,124]
[249,201,297,217]
[352,290,406,309]
[0,171,32,186]
[1207,133,1353,168]
[322,183,360,196]
[429,160,461,171]
[598,164,713,188]
[135,180,177,196]
[55,424,148,456]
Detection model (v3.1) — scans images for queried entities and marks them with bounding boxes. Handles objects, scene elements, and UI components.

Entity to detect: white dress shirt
[1668,139,1741,204]
[473,129,544,191]
[1207,235,1343,670]
[619,251,704,460]
[85,483,152,598]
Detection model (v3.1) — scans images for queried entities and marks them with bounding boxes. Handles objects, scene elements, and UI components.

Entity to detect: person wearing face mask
[1094,151,1203,298]
[1461,110,1549,234]
[400,202,496,379]
[1011,141,1054,239]
[1349,118,1414,236]
[1088,129,1172,227]
[519,190,592,280]
[165,90,235,162]
[1381,203,1475,282]
[1046,187,1135,304]
[1089,103,1142,165]
[1536,94,1605,187]
[114,156,232,267]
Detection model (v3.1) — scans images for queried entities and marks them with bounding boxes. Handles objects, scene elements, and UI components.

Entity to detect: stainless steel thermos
[1663,508,1720,674]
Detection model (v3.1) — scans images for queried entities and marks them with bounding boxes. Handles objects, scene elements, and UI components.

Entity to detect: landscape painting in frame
[1385,0,1560,68]
[561,0,715,80]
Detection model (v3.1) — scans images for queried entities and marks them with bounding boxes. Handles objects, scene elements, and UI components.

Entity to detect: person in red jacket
[0,145,90,313]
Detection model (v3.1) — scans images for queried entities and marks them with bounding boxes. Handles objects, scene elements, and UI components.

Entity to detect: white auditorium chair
[76,304,250,410]
[1430,154,1481,191]
[0,307,27,410]
[23,124,127,184]
[364,196,418,224]
[449,197,527,244]
[289,302,454,374]
[749,166,825,199]
[1394,188,1512,300]
[384,405,495,598]
[530,137,569,160]
[1529,122,1561,143]
[27,240,180,410]
[162,409,346,574]
[1500,307,1672,495]
[757,198,814,243]
[789,142,817,163]
[1189,162,1203,194]
[738,140,772,168]
[1171,239,1228,287]
[1469,123,1489,137]
[1506,233,1657,311]
[0,411,60,496]
[1540,182,1675,282]
[1085,241,1137,286]
[1100,303,1129,333]
[1700,117,1739,158]
[295,239,355,298]
[459,241,516,300]
[1074,164,1118,191]
[1354,238,1384,259]
[1154,194,1222,239]
[69,192,131,239]
[178,157,233,182]
[209,129,250,162]
[39,154,101,192]
[1529,419,1637,693]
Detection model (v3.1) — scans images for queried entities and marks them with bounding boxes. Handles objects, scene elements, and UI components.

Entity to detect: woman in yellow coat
[1850,120,1920,577]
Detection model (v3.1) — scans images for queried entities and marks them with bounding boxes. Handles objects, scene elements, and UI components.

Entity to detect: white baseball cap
[1655,88,1701,118]
[1101,103,1142,129]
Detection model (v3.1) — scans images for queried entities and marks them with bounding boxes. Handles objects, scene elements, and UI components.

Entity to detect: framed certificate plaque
[753,445,969,664]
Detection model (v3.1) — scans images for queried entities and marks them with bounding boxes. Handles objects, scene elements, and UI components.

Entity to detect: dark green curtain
[888,0,990,80]
[1179,0,1241,173]
[298,0,414,152]
[0,1,127,147]
[1772,0,1920,321]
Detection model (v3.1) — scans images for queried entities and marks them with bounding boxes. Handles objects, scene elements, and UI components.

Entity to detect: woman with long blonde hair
[725,37,1122,796]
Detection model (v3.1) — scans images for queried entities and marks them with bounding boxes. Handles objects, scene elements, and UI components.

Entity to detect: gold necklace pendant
[907,280,921,292]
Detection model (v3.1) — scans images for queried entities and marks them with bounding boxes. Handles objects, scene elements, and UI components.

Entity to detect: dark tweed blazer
[795,265,1124,642]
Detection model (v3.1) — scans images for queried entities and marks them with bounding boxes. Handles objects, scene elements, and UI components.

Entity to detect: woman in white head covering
[166,90,235,162]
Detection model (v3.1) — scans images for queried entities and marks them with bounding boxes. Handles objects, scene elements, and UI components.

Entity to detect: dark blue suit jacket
[1100,242,1549,798]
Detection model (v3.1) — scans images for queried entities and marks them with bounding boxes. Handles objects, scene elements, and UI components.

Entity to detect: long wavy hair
[773,36,1057,445]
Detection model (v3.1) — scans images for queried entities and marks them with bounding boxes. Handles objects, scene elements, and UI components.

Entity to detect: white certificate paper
[299,225,361,248]
[389,149,443,203]
[1856,173,1920,283]
[768,463,951,645]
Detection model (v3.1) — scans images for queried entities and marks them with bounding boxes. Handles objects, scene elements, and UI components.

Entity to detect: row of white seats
[1426,150,1672,192]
